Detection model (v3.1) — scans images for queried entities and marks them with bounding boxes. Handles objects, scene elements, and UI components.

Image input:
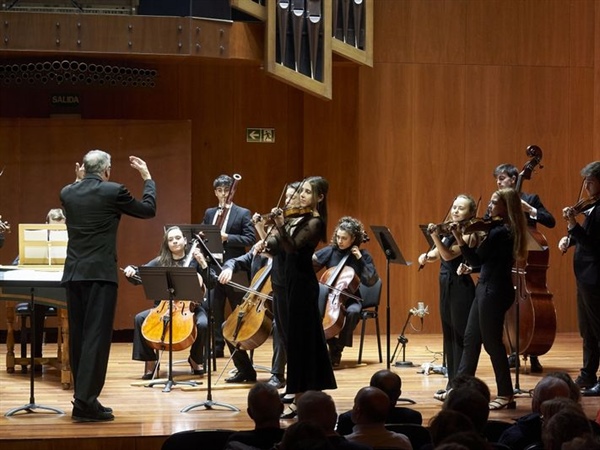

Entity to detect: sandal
[489,396,516,410]
[433,388,451,402]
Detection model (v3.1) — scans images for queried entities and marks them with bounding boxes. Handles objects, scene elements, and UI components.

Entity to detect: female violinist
[417,194,478,399]
[450,188,527,410]
[250,181,302,390]
[266,176,337,405]
[313,216,378,367]
[123,226,216,379]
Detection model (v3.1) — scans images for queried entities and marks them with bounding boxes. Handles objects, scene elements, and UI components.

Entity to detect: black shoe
[329,348,342,367]
[213,348,225,358]
[575,374,597,389]
[188,357,205,376]
[72,404,114,422]
[268,374,286,389]
[225,371,257,383]
[95,401,113,414]
[529,356,543,373]
[583,382,600,397]
[280,404,297,419]
[141,362,159,380]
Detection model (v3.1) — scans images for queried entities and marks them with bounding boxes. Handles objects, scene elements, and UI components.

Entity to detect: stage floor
[1,333,598,449]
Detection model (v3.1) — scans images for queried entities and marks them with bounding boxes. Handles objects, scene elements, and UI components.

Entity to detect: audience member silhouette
[224,383,285,450]
[541,409,593,450]
[278,421,335,450]
[498,375,571,450]
[345,386,412,450]
[337,370,422,435]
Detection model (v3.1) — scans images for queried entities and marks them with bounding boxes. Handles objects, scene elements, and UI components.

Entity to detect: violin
[568,195,600,215]
[223,263,274,351]
[320,253,361,340]
[460,216,504,234]
[141,240,202,352]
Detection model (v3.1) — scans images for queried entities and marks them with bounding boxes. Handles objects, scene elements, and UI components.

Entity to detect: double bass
[222,263,274,351]
[141,240,201,351]
[504,145,557,359]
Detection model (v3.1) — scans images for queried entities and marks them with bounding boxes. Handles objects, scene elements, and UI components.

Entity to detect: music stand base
[145,379,199,393]
[181,399,240,412]
[5,403,64,417]
[394,361,414,367]
[397,397,416,405]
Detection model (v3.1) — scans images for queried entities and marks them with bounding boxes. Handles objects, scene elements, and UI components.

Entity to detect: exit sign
[246,128,275,143]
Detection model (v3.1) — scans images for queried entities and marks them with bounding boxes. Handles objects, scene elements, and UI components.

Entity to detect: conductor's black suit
[61,172,156,414]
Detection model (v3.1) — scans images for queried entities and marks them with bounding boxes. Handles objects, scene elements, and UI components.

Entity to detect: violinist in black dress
[266,176,337,400]
[313,216,378,367]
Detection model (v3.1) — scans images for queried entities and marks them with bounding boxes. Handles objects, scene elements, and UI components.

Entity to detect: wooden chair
[357,278,383,364]
[15,302,58,372]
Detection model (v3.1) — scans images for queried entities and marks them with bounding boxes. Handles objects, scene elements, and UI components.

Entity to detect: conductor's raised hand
[129,156,152,181]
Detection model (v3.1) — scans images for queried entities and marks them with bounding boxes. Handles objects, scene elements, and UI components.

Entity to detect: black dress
[275,214,337,394]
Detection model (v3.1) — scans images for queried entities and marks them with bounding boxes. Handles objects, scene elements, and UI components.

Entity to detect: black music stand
[138,266,203,393]
[370,225,412,369]
[512,231,546,396]
[5,286,64,416]
[181,234,239,412]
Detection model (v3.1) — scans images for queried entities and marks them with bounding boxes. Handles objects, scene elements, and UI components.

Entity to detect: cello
[141,240,202,351]
[504,145,557,359]
[320,253,361,340]
[222,263,274,351]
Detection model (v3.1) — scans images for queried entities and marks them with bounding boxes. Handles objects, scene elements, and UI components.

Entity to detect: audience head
[541,409,592,450]
[296,391,337,434]
[428,410,476,447]
[562,434,600,450]
[539,397,583,422]
[278,421,334,450]
[449,374,491,402]
[246,382,283,428]
[531,375,571,413]
[443,387,489,433]
[350,386,389,425]
[546,371,582,403]
[437,431,492,450]
[369,369,402,407]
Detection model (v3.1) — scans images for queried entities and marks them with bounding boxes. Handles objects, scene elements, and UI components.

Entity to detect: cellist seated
[313,216,379,367]
[123,226,216,380]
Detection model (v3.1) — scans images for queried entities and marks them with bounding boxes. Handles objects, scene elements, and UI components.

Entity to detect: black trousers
[458,281,513,397]
[577,280,600,381]
[66,280,117,409]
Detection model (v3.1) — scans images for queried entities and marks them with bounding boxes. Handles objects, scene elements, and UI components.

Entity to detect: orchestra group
[2,149,600,424]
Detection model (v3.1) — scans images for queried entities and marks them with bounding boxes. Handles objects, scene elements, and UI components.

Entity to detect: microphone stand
[182,236,239,412]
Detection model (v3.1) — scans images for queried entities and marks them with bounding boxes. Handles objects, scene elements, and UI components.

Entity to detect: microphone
[409,301,429,326]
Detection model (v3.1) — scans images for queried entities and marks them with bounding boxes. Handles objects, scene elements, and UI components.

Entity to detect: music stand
[512,230,546,396]
[370,226,412,369]
[5,285,64,417]
[137,266,203,393]
[181,235,239,412]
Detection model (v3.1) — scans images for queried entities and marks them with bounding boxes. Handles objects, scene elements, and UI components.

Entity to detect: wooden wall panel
[466,0,574,66]
[0,119,191,330]
[374,0,466,64]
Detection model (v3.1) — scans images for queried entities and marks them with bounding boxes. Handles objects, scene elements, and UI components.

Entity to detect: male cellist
[494,163,556,373]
